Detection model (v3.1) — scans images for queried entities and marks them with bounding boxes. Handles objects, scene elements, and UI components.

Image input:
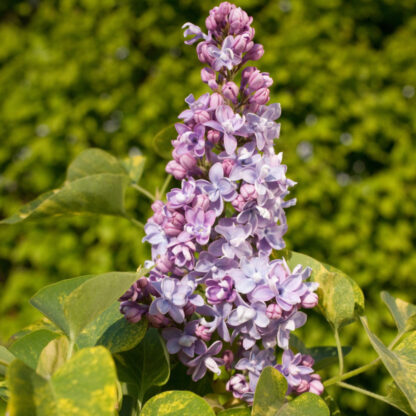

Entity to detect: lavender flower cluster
[120,2,323,402]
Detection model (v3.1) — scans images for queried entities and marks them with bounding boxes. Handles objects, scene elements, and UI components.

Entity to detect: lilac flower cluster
[120,2,323,402]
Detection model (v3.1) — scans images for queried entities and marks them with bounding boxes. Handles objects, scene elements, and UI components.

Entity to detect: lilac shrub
[120,2,323,402]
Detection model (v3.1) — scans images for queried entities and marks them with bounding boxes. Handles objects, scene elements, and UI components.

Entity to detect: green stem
[334,327,344,375]
[337,382,392,405]
[324,358,380,387]
[159,174,172,199]
[125,216,144,229]
[67,338,75,361]
[131,183,156,202]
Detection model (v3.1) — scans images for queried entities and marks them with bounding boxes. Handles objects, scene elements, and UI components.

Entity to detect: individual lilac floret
[277,311,308,349]
[205,276,236,304]
[150,277,203,323]
[167,178,196,209]
[208,35,242,71]
[162,321,205,358]
[196,163,236,214]
[184,340,224,381]
[276,349,314,393]
[205,105,248,154]
[182,23,209,45]
[226,374,250,399]
[246,103,281,151]
[231,256,270,294]
[184,208,216,245]
[179,93,211,122]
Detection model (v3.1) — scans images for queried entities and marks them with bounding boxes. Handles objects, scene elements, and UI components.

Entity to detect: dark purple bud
[301,355,315,367]
[210,92,224,109]
[207,129,221,144]
[148,312,171,328]
[192,193,210,211]
[222,158,236,176]
[222,349,234,371]
[194,109,211,124]
[301,292,319,308]
[222,81,239,103]
[250,87,270,105]
[244,43,264,62]
[195,324,211,341]
[226,374,250,399]
[120,301,148,323]
[166,160,187,179]
[184,301,197,317]
[266,303,282,320]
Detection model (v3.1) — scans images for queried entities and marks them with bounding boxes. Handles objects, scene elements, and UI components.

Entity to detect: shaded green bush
[0,1,415,414]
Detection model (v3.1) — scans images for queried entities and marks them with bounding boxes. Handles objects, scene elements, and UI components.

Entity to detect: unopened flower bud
[309,374,324,395]
[201,67,216,83]
[222,158,236,176]
[295,379,310,394]
[210,92,224,109]
[241,66,257,89]
[244,43,264,62]
[156,254,174,273]
[194,109,210,124]
[231,194,246,212]
[240,183,257,200]
[179,153,197,170]
[250,87,270,105]
[266,303,282,320]
[301,355,315,367]
[120,301,148,323]
[166,160,187,180]
[222,350,234,371]
[232,33,250,54]
[192,193,210,211]
[222,81,239,103]
[207,129,221,144]
[247,69,265,91]
[183,301,196,317]
[147,312,171,328]
[196,42,213,64]
[205,15,217,32]
[195,324,211,341]
[226,374,250,399]
[301,292,319,309]
[228,7,251,34]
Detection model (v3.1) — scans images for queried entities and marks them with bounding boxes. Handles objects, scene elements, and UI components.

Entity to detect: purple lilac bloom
[125,2,321,404]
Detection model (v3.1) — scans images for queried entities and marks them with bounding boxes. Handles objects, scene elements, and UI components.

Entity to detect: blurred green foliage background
[0,0,415,414]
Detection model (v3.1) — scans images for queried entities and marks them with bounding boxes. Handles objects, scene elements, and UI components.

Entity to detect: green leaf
[30,275,93,335]
[6,346,118,416]
[114,328,170,405]
[384,382,416,416]
[287,252,364,329]
[76,301,148,353]
[361,317,416,412]
[321,391,341,416]
[152,124,177,160]
[278,393,330,416]
[217,408,251,415]
[252,366,286,416]
[9,329,60,370]
[31,270,145,341]
[0,346,15,376]
[36,336,69,378]
[0,148,135,224]
[289,335,351,370]
[381,291,416,333]
[62,271,144,340]
[141,391,215,416]
[121,154,146,183]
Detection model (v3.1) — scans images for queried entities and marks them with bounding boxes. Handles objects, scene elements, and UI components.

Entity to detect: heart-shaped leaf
[141,390,215,416]
[287,252,364,329]
[1,148,143,224]
[6,346,118,416]
[381,292,416,334]
[9,329,60,370]
[361,317,416,412]
[36,336,69,378]
[115,329,170,405]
